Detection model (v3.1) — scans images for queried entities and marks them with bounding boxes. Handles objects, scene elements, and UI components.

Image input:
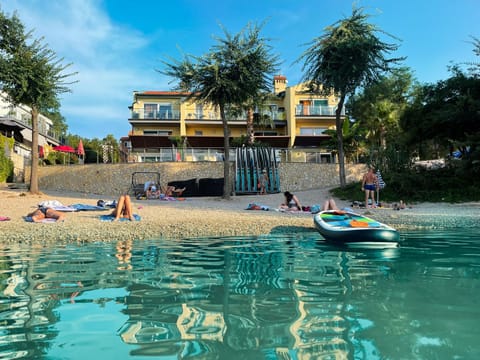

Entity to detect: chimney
[273,75,287,95]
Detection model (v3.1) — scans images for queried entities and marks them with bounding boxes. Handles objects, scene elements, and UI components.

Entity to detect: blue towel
[70,204,109,211]
[99,214,141,222]
[24,216,58,223]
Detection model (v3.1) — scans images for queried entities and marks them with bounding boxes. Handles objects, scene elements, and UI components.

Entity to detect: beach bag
[310,204,321,214]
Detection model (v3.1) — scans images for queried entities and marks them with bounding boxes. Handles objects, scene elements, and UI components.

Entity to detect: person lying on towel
[27,206,65,222]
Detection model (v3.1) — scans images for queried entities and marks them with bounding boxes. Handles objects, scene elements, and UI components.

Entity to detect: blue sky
[2,0,478,140]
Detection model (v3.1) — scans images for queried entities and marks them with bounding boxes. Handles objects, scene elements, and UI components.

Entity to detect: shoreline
[1,186,479,245]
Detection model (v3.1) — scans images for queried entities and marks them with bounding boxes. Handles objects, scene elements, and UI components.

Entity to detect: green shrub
[0,146,14,183]
[331,166,480,204]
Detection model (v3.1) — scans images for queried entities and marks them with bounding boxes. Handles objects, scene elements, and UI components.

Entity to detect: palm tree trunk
[29,107,40,194]
[336,96,346,187]
[220,105,231,199]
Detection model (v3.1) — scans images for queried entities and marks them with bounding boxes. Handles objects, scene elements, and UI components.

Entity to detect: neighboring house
[0,92,61,181]
[126,76,344,163]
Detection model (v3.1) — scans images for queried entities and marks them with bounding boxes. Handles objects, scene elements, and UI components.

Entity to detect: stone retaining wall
[30,162,366,196]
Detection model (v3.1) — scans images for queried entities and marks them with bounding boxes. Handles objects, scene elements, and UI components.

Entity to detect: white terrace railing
[295,105,344,116]
[127,147,335,164]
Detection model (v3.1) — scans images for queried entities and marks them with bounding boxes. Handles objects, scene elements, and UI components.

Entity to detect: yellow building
[126,76,344,162]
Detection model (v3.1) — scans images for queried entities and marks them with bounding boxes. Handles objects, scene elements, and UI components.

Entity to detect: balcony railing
[6,110,61,141]
[132,109,286,121]
[295,105,344,116]
[131,109,181,120]
[127,147,336,164]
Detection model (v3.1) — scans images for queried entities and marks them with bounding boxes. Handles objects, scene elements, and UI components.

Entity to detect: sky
[2,0,479,140]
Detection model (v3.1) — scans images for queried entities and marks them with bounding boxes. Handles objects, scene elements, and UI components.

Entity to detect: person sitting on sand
[161,185,186,197]
[111,194,135,221]
[279,191,302,211]
[146,183,160,199]
[27,206,65,222]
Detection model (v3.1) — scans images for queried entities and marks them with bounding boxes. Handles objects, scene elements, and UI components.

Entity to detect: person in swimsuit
[279,191,302,211]
[111,194,134,221]
[322,198,339,211]
[27,206,66,222]
[361,167,378,208]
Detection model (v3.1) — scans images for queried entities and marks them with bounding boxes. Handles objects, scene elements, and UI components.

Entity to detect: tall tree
[0,10,76,193]
[297,7,404,186]
[348,67,415,150]
[160,22,278,198]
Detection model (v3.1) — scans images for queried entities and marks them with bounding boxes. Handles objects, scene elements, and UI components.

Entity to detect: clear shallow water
[0,229,479,360]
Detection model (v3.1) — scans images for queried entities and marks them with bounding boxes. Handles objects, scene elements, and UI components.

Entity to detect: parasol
[76,139,85,164]
[376,169,386,205]
[76,139,85,156]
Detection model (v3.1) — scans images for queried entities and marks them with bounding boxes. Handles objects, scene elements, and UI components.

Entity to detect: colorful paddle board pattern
[320,212,382,228]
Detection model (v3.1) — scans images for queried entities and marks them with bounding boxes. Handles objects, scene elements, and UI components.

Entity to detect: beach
[1,185,479,244]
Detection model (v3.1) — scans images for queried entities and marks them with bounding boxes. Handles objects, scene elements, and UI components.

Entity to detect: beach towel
[24,216,58,223]
[0,216,11,221]
[38,200,77,212]
[70,204,109,211]
[246,203,270,211]
[99,214,141,222]
[160,195,186,201]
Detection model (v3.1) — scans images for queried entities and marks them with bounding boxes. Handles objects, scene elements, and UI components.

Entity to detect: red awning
[53,145,75,153]
[293,135,331,147]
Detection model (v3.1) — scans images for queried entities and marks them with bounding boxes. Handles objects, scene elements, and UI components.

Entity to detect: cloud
[3,0,157,138]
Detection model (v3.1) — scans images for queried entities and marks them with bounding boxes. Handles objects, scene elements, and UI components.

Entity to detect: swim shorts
[364,184,376,191]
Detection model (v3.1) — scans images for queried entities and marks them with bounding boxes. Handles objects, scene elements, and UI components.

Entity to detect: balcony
[131,109,181,120]
[295,105,344,117]
[4,110,61,142]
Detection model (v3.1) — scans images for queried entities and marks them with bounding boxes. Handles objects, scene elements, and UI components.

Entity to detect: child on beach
[258,169,269,195]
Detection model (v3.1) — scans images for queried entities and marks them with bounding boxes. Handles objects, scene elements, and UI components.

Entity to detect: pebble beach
[1,185,479,245]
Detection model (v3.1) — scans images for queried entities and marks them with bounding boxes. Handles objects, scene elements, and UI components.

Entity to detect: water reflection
[0,229,479,359]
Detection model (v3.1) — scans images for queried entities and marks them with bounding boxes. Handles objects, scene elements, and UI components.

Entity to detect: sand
[1,185,479,245]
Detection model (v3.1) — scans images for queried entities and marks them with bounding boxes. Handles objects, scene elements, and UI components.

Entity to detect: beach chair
[129,172,161,198]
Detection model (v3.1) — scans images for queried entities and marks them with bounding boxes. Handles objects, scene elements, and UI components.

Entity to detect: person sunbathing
[162,185,186,197]
[146,184,160,199]
[111,194,135,221]
[27,206,66,222]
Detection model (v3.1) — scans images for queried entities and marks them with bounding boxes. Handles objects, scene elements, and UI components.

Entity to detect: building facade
[0,92,61,181]
[126,76,344,163]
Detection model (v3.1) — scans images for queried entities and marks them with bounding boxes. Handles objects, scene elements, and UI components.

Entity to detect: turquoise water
[1,228,479,359]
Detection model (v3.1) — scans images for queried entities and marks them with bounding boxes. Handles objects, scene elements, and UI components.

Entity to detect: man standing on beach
[361,167,378,208]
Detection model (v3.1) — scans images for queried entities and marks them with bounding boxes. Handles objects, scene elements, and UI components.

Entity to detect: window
[311,100,328,115]
[195,104,203,119]
[300,128,327,135]
[143,130,172,136]
[144,104,157,119]
[254,131,277,136]
[158,104,172,119]
[313,99,328,106]
[195,130,203,136]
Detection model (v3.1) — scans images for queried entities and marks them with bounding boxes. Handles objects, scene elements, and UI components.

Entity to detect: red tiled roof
[141,91,191,96]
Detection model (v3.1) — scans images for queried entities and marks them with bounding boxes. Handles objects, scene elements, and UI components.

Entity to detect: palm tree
[297,7,404,187]
[160,22,278,198]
